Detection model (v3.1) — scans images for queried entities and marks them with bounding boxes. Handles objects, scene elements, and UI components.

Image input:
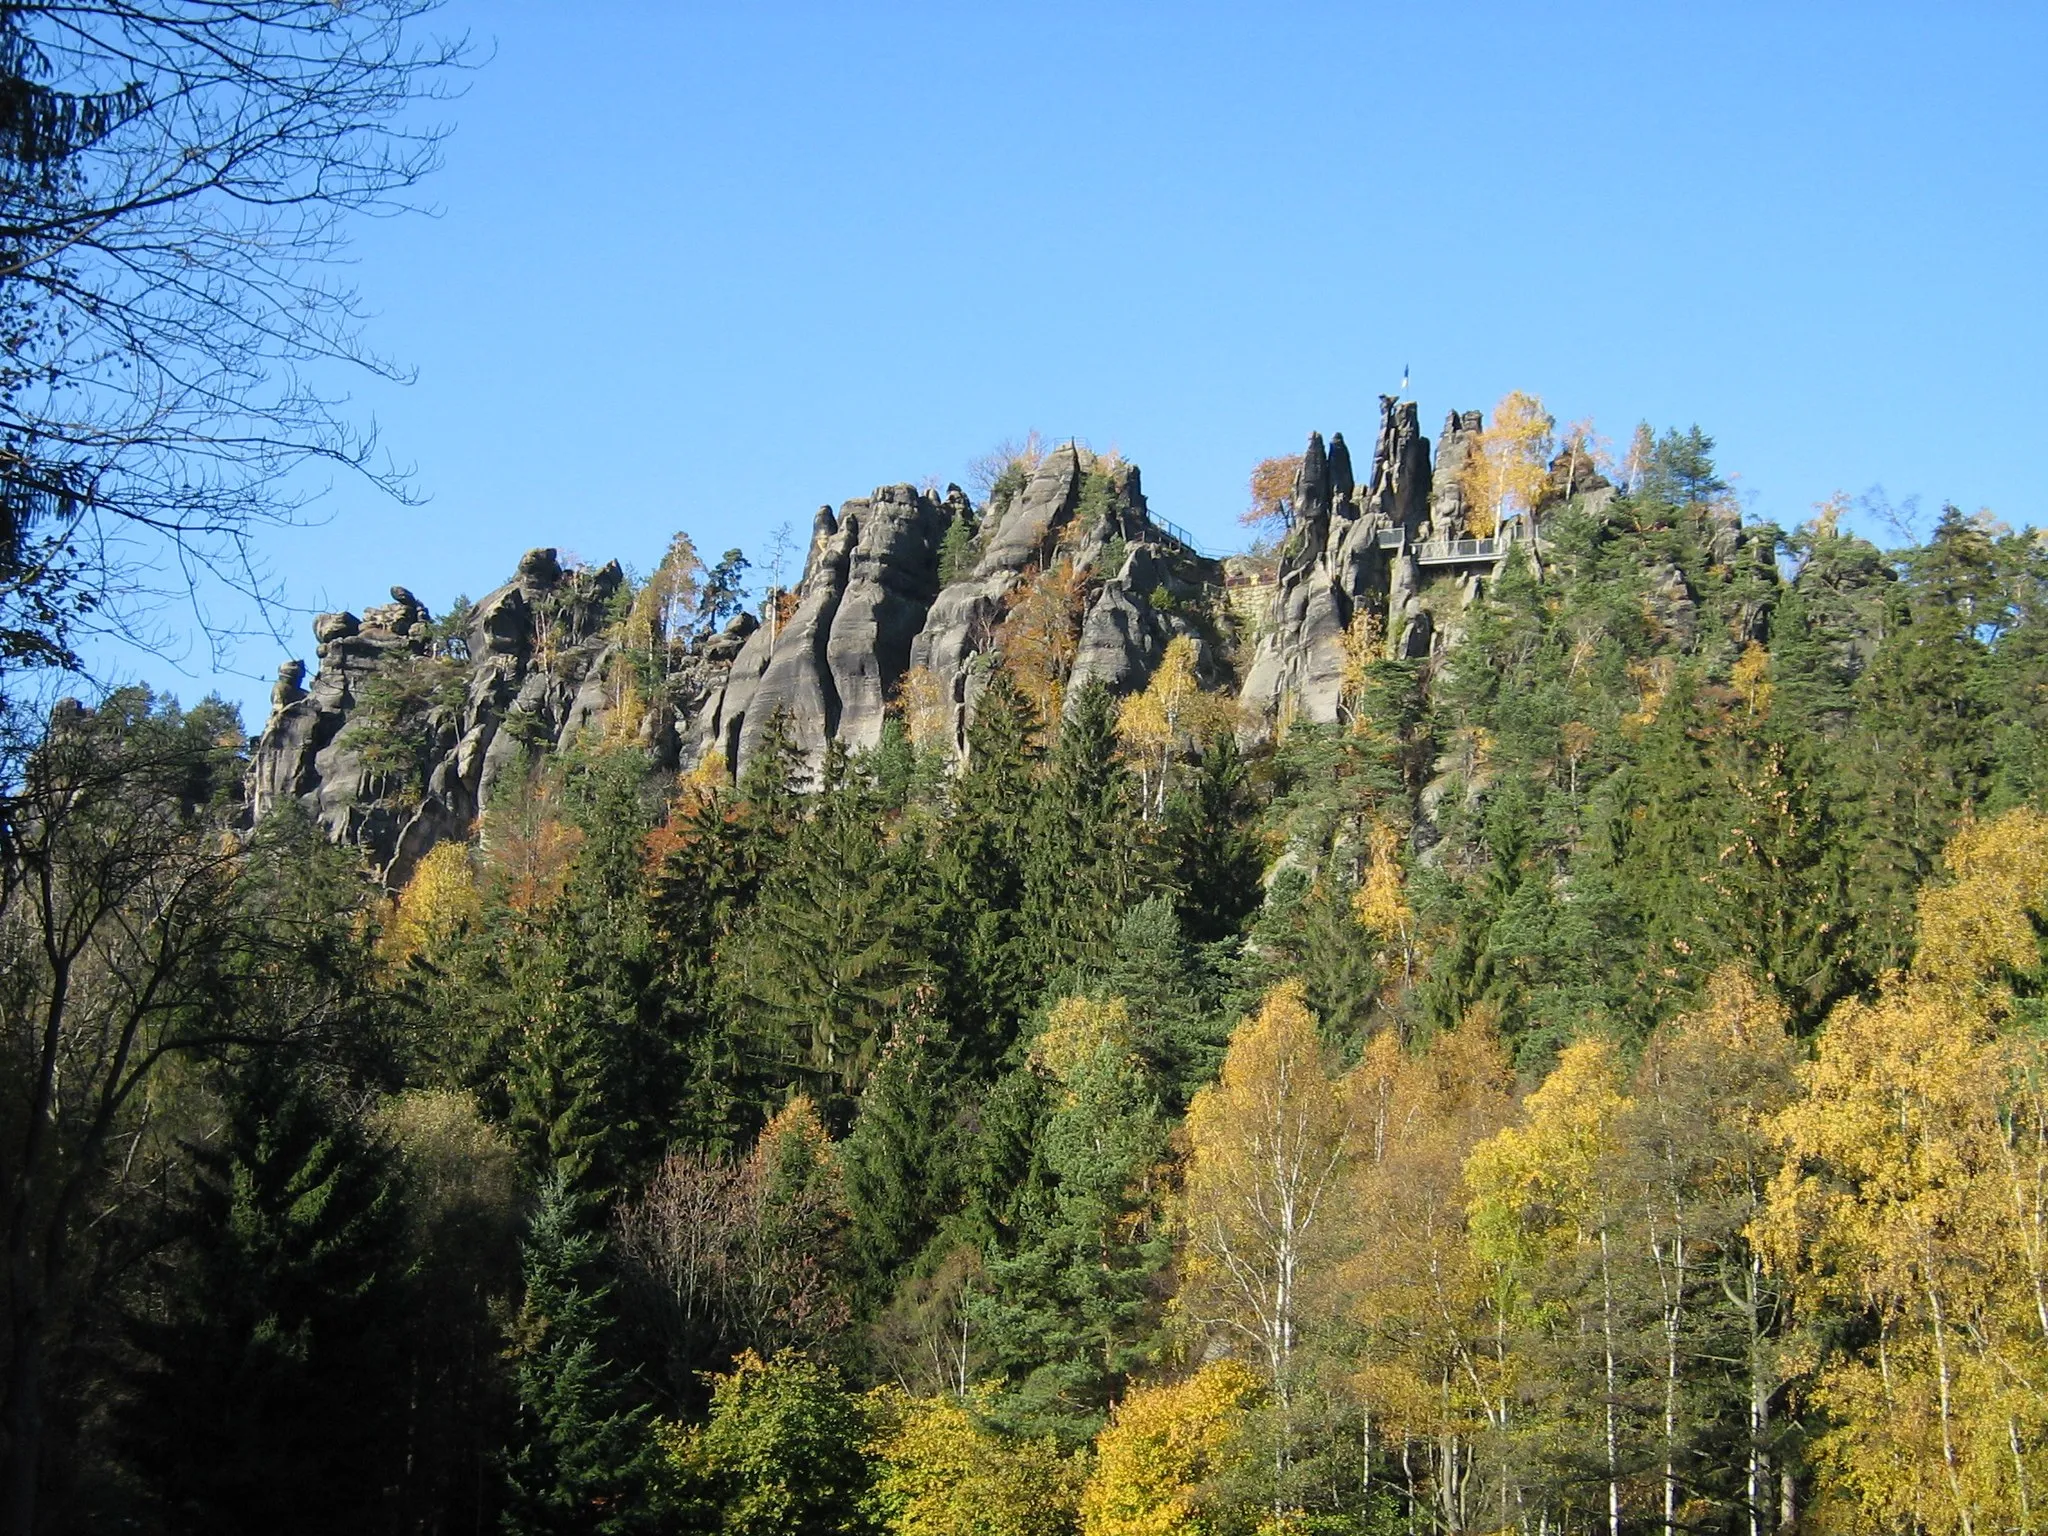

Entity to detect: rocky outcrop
[248,448,1225,878]
[1239,397,1436,722]
[1427,410,1484,540]
[247,556,626,885]
[245,400,1773,880]
[904,445,1222,751]
[710,485,952,771]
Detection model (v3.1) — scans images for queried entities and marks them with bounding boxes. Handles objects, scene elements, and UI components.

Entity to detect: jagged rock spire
[1328,433,1355,501]
[1294,431,1330,519]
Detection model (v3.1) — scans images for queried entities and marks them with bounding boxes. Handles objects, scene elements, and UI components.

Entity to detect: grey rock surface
[245,398,1783,882]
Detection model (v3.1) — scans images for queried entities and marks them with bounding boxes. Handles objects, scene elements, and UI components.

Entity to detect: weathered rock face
[248,450,1225,880]
[905,445,1224,751]
[1240,396,1436,722]
[1427,410,1484,540]
[247,556,629,885]
[245,403,1731,880]
[709,484,952,771]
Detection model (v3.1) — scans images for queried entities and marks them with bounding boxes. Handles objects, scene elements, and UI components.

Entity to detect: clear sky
[136,1,2048,722]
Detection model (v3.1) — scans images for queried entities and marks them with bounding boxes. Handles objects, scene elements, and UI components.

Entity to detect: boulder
[313,611,359,645]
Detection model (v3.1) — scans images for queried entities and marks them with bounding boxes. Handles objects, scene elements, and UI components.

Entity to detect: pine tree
[501,1171,665,1536]
[119,1057,412,1535]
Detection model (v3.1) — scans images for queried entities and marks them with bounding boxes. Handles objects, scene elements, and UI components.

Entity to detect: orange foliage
[482,773,583,913]
[1001,557,1086,725]
[1242,453,1305,533]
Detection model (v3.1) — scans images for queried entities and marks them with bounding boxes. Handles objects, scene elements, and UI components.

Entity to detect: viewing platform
[1374,522,1525,566]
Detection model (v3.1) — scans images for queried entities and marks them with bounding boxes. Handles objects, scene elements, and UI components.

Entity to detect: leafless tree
[0,0,467,701]
[614,1113,851,1402]
[1,693,372,1531]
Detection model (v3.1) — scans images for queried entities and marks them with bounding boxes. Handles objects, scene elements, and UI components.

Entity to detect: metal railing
[1147,514,1215,557]
[1372,522,1524,565]
[1416,536,1505,565]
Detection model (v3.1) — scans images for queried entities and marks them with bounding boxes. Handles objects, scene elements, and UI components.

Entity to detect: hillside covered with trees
[14,406,2048,1536]
[1,6,2044,1534]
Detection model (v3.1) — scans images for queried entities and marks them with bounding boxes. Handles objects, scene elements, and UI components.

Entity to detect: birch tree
[1465,1036,1633,1536]
[1758,809,2048,1536]
[1181,982,1354,1489]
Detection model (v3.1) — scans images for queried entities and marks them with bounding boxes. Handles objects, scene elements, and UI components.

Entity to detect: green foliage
[842,1017,969,1309]
[666,1351,874,1536]
[118,1056,413,1534]
[937,514,977,586]
[502,1172,667,1536]
[973,996,1171,1447]
[46,415,2048,1536]
[349,652,466,803]
[717,746,934,1124]
[430,594,476,660]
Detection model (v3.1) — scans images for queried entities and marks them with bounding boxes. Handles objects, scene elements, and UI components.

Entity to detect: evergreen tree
[975,998,1170,1447]
[716,745,931,1125]
[119,1057,412,1535]
[930,668,1044,1058]
[647,709,807,1149]
[1095,895,1229,1109]
[841,1015,969,1310]
[1020,676,1150,974]
[501,1172,665,1536]
[1161,730,1265,945]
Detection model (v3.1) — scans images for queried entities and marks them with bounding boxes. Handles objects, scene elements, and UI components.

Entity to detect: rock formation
[249,444,1227,881]
[1239,396,1440,722]
[247,557,627,885]
[245,397,1730,881]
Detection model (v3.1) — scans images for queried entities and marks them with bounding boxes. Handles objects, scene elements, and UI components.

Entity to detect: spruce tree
[930,668,1043,1058]
[119,1057,411,1535]
[501,1172,665,1536]
[975,999,1169,1447]
[1020,676,1149,974]
[1161,731,1264,946]
[1097,895,1231,1107]
[841,1015,968,1310]
[717,745,931,1125]
[648,708,808,1148]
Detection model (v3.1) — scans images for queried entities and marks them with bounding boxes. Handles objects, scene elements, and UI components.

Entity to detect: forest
[4,4,2048,1535]
[13,421,2048,1536]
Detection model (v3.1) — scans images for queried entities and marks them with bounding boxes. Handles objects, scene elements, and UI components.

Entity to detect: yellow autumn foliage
[868,1388,1081,1536]
[1756,808,2048,1536]
[1080,1360,1259,1536]
[381,838,481,964]
[1350,820,1414,976]
[1002,557,1086,726]
[1464,1036,1629,1281]
[1730,641,1773,719]
[1115,635,1233,815]
[1029,996,1135,1094]
[895,664,953,752]
[1457,391,1553,539]
[1913,805,2048,1000]
[1182,984,1352,1400]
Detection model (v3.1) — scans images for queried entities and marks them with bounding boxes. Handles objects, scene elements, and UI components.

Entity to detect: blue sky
[135,1,2048,721]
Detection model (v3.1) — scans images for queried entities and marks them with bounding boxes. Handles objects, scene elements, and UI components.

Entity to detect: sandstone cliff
[248,443,1228,881]
[245,396,1723,882]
